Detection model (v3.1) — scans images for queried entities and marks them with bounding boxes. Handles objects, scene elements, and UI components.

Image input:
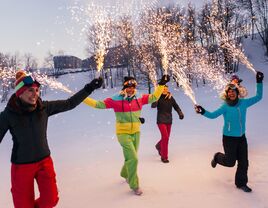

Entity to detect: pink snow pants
[157,124,172,160]
[11,156,59,208]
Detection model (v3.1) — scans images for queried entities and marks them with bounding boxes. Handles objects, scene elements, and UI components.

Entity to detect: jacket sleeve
[142,85,164,105]
[203,104,225,119]
[0,111,9,143]
[243,83,263,108]
[172,97,183,115]
[46,88,94,116]
[83,97,113,109]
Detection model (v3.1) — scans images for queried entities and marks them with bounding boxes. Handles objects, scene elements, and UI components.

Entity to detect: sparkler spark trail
[0,68,73,96]
[69,0,160,77]
[33,72,73,94]
[210,0,257,74]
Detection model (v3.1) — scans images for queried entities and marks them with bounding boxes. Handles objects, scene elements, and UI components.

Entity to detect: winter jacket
[151,93,183,124]
[0,88,93,164]
[83,85,164,134]
[203,83,263,137]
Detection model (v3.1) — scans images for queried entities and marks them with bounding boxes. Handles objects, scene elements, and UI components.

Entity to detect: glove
[139,117,145,124]
[256,71,264,83]
[179,112,184,120]
[84,77,103,92]
[194,105,205,115]
[158,75,170,85]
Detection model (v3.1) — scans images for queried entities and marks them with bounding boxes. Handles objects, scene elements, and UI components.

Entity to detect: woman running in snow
[83,75,170,195]
[194,71,264,193]
[151,85,184,163]
[0,70,102,207]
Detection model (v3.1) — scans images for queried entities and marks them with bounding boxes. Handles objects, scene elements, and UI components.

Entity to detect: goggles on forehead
[123,79,137,87]
[15,75,40,92]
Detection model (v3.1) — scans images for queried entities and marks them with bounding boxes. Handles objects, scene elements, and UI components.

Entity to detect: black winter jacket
[0,87,92,164]
[151,94,183,124]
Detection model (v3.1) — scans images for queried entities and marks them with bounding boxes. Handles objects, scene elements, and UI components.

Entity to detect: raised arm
[83,97,111,109]
[143,75,170,105]
[243,71,264,108]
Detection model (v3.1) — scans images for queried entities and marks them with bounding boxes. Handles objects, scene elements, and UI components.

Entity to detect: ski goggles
[225,84,238,92]
[15,75,40,92]
[123,79,137,88]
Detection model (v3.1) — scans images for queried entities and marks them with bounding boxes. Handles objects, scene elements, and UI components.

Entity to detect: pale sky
[0,0,208,66]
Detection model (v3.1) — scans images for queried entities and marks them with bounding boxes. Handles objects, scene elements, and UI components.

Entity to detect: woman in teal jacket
[195,71,264,193]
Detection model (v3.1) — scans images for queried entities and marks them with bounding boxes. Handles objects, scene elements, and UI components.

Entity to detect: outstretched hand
[194,105,205,115]
[84,77,103,92]
[256,71,264,83]
[158,75,170,85]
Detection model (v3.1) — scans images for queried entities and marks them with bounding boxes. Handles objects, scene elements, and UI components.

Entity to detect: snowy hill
[0,37,267,208]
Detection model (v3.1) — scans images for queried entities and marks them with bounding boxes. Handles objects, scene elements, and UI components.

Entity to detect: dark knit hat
[122,76,137,90]
[15,70,40,97]
[231,75,243,83]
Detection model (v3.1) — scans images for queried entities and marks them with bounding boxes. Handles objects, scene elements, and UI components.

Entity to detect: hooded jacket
[0,88,92,164]
[83,85,164,134]
[202,83,263,137]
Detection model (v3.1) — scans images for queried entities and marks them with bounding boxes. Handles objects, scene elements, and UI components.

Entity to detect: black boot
[161,158,169,163]
[155,144,161,156]
[237,185,252,193]
[211,152,220,168]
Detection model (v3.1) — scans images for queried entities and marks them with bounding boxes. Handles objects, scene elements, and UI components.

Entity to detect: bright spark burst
[0,68,73,96]
[211,0,257,74]
[33,72,73,94]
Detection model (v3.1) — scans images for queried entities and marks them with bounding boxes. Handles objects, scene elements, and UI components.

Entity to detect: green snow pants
[117,132,140,190]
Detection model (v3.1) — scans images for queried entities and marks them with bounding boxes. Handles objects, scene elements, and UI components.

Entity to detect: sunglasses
[15,76,40,92]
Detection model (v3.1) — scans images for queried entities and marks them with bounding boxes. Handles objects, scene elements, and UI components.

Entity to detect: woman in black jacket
[151,85,184,163]
[0,70,102,208]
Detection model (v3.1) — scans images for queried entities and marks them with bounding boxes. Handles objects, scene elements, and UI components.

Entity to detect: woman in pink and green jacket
[83,75,170,195]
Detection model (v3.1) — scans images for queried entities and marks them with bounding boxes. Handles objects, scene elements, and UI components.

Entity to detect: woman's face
[227,89,238,101]
[162,86,169,95]
[19,86,40,105]
[125,86,136,97]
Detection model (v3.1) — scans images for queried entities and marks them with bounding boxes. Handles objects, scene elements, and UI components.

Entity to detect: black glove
[84,77,103,92]
[194,105,205,115]
[179,112,184,120]
[256,71,264,83]
[158,75,170,85]
[139,117,145,124]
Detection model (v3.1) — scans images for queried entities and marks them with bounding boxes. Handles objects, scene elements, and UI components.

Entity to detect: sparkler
[210,0,257,74]
[32,72,73,94]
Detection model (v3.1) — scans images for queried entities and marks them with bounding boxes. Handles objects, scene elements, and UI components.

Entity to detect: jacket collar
[7,93,44,114]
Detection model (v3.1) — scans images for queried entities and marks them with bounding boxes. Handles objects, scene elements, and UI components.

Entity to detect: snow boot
[155,144,161,156]
[161,158,169,163]
[211,152,220,168]
[133,188,143,196]
[237,185,252,193]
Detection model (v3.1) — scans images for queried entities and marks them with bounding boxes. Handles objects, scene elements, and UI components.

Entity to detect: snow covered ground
[0,37,267,208]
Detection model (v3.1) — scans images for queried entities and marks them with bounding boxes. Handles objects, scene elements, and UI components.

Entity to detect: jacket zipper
[228,122,230,131]
[237,107,242,135]
[129,101,133,133]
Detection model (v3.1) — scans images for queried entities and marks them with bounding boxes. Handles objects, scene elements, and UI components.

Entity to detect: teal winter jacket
[203,83,263,137]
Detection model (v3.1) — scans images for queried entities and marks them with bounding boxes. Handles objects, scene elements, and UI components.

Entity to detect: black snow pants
[216,134,248,187]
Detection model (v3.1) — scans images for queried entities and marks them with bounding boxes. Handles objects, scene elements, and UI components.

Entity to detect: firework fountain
[210,0,257,74]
